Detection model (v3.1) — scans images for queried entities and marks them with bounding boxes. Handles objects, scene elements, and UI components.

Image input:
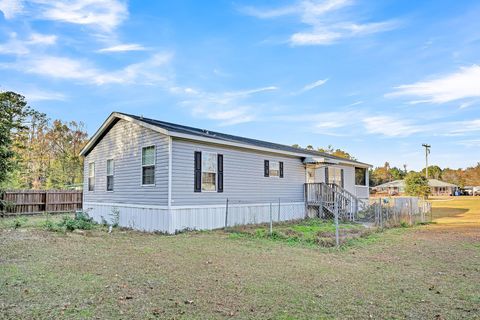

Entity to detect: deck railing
[304,183,359,220]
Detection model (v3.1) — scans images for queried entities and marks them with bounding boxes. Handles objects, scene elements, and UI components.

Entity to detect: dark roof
[117,112,370,166]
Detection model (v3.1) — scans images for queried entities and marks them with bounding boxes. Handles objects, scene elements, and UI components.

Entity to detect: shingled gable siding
[83,119,169,206]
[171,138,305,206]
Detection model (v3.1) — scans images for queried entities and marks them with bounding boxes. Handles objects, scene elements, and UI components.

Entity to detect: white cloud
[0,52,173,85]
[300,78,328,92]
[242,0,399,46]
[0,0,23,18]
[240,4,298,19]
[97,43,147,53]
[362,116,480,138]
[0,32,57,55]
[388,65,480,104]
[362,116,425,137]
[22,89,67,101]
[1,0,127,32]
[176,85,278,126]
[274,108,364,136]
[460,139,480,148]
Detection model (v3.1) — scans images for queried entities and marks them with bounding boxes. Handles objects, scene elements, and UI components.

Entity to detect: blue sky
[1,0,479,170]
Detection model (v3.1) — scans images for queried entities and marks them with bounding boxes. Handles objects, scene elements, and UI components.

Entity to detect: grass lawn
[1,197,479,319]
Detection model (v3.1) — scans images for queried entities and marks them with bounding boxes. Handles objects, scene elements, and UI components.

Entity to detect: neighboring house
[373,179,458,196]
[80,112,371,233]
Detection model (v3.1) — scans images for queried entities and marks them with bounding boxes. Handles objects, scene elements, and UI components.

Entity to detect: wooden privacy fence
[1,190,83,215]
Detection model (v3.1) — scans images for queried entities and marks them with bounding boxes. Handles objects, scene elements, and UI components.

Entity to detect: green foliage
[10,216,27,229]
[0,91,88,189]
[231,219,368,247]
[43,212,97,232]
[405,172,431,198]
[0,91,33,185]
[291,144,356,160]
[421,165,442,180]
[369,162,407,186]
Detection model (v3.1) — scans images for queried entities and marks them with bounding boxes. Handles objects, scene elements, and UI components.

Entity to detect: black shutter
[340,169,344,188]
[279,162,284,178]
[194,151,202,192]
[325,167,329,184]
[264,160,269,177]
[217,154,223,193]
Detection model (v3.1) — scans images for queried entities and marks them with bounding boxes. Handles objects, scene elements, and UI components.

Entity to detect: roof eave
[80,113,372,168]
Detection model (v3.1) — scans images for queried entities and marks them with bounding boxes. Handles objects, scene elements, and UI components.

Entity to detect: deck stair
[304,183,359,221]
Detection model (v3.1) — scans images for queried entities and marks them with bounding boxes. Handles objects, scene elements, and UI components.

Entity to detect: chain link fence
[357,197,432,227]
[221,196,432,248]
[224,198,306,231]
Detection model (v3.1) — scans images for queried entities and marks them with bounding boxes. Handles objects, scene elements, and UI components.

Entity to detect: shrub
[41,218,60,232]
[10,216,27,229]
[43,212,97,232]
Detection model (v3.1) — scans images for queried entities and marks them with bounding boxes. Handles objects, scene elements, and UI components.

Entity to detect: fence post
[319,185,323,219]
[44,190,49,213]
[269,202,273,235]
[277,198,281,222]
[224,198,229,230]
[378,198,382,228]
[334,199,340,247]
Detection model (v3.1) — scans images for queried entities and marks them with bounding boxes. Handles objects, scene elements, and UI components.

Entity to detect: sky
[0,0,479,170]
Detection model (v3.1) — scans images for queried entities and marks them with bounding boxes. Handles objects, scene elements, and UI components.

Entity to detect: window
[355,167,367,186]
[264,160,284,178]
[201,152,217,191]
[88,162,95,191]
[327,167,343,187]
[142,146,155,185]
[107,159,114,191]
[194,152,223,193]
[269,161,280,177]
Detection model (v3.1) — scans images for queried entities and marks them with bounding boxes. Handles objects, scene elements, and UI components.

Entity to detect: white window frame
[327,167,342,186]
[88,162,95,192]
[141,145,156,186]
[269,160,280,178]
[106,159,114,192]
[201,151,217,192]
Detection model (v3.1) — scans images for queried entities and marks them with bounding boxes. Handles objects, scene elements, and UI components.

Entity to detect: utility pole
[422,144,431,179]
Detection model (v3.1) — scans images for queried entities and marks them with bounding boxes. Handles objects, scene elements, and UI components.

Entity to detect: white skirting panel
[83,202,171,233]
[83,202,306,234]
[173,202,306,232]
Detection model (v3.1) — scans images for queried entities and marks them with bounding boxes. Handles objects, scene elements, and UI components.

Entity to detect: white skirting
[83,201,306,234]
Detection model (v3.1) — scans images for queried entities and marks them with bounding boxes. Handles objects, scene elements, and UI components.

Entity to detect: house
[80,112,371,233]
[372,179,458,196]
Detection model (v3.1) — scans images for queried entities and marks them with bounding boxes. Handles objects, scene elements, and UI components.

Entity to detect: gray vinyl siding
[83,119,169,206]
[171,138,306,206]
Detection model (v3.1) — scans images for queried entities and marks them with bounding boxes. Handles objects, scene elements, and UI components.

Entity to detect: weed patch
[228,218,375,248]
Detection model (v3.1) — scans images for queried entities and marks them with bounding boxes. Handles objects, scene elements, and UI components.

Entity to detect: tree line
[294,144,480,188]
[370,162,480,187]
[0,91,88,190]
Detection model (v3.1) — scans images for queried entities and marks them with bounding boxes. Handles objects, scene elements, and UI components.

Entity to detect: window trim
[141,145,156,187]
[201,151,218,192]
[106,158,114,192]
[88,162,95,192]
